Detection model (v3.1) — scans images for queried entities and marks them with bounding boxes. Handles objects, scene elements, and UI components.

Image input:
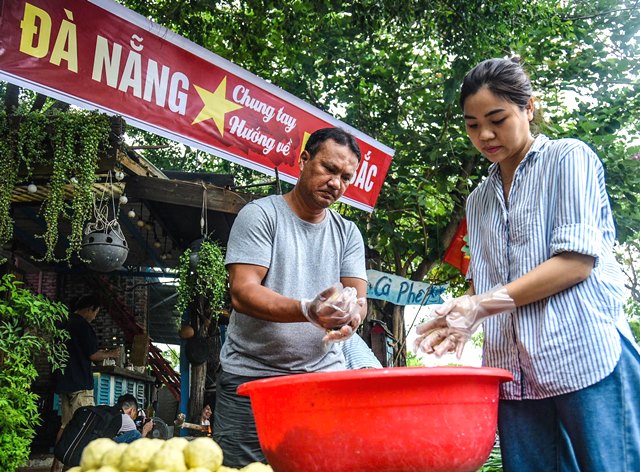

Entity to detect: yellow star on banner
[192,77,243,136]
[298,131,311,162]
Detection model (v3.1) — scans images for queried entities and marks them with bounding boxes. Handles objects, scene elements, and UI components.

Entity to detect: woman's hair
[459,57,533,111]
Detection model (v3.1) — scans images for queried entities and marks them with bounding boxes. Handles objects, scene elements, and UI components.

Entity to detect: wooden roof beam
[124,175,257,215]
[117,149,167,179]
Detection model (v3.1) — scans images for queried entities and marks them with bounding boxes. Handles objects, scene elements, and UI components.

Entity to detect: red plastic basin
[237,366,512,472]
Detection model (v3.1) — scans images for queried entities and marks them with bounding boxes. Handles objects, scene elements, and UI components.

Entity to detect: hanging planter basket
[185,336,210,365]
[80,226,129,272]
[188,238,205,271]
[80,176,129,272]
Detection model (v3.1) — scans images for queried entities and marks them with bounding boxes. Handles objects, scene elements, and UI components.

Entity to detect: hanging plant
[0,108,111,263]
[0,112,18,249]
[176,239,227,323]
[0,111,48,251]
[37,110,111,262]
[67,112,110,260]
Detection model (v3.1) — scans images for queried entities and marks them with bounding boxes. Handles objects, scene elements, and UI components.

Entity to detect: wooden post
[392,304,406,366]
[189,363,206,423]
[188,295,215,423]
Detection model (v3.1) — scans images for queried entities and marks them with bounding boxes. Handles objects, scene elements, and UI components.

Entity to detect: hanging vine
[0,111,49,252]
[67,112,109,260]
[176,239,228,323]
[0,112,18,248]
[0,108,111,263]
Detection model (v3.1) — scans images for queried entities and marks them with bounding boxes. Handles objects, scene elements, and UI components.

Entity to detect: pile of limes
[66,436,273,472]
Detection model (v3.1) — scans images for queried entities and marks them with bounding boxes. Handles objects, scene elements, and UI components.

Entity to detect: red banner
[0,0,394,211]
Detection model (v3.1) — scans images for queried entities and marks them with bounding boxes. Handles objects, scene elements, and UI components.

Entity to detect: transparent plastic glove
[300,283,353,329]
[326,286,359,314]
[322,297,366,344]
[413,316,467,359]
[414,285,515,358]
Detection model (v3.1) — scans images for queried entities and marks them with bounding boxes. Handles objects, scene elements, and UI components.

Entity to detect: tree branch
[29,93,47,113]
[560,5,639,21]
[5,84,19,115]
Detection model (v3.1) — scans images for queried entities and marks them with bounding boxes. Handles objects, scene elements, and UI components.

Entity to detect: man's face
[297,139,359,209]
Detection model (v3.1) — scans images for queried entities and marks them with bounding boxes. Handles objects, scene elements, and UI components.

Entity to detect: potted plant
[175,238,227,420]
[176,238,227,328]
[0,274,69,472]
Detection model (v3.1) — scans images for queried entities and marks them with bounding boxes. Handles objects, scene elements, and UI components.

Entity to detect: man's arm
[228,263,308,323]
[228,264,366,330]
[89,347,120,362]
[141,419,154,437]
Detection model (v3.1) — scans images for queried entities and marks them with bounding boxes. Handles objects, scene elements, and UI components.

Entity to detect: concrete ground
[16,453,59,472]
[17,454,87,472]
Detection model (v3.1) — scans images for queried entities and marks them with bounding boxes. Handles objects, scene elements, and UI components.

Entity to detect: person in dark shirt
[50,293,120,472]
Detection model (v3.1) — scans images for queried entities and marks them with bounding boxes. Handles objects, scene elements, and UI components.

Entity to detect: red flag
[443,218,470,275]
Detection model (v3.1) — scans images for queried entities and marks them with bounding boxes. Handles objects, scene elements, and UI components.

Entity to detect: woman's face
[463,86,534,168]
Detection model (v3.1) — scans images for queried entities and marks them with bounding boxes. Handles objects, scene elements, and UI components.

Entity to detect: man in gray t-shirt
[213,128,368,468]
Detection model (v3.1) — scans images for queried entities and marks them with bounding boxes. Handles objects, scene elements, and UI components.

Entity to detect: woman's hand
[414,286,515,358]
[413,316,467,358]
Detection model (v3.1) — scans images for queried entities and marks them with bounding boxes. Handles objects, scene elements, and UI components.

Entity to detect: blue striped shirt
[342,334,383,369]
[466,134,637,400]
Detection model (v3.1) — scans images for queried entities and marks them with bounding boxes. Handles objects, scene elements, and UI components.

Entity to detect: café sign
[367,269,446,306]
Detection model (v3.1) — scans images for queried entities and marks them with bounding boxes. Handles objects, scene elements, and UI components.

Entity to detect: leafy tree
[405,350,424,367]
[120,0,640,357]
[160,344,180,369]
[616,236,640,343]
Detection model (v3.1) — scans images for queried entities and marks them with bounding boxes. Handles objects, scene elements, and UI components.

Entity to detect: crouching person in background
[114,394,153,443]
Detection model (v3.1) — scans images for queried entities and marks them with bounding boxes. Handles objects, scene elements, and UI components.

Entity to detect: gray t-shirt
[221,195,367,377]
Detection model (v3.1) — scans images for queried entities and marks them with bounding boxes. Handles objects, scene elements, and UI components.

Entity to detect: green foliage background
[0,275,69,472]
[120,0,639,277]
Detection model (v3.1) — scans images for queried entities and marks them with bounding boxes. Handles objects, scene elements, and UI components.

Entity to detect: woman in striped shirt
[415,58,640,472]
